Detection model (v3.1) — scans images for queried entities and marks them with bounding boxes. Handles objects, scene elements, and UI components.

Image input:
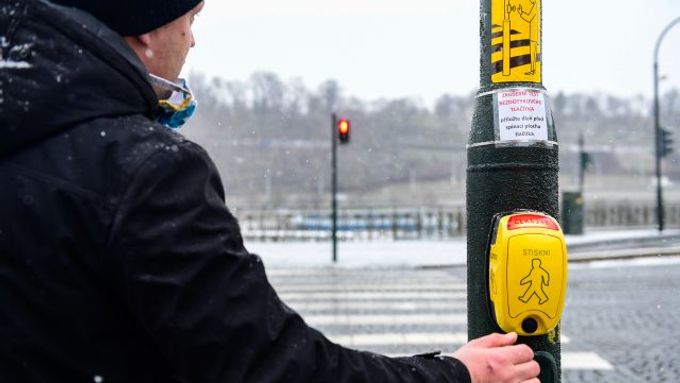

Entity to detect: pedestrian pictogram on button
[519,258,550,305]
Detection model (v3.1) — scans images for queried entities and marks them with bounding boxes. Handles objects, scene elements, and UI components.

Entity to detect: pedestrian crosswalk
[268,268,613,372]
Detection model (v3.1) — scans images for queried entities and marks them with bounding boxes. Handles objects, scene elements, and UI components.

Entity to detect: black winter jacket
[0,1,471,382]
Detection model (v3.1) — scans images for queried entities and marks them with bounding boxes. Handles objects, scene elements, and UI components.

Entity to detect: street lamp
[653,16,680,232]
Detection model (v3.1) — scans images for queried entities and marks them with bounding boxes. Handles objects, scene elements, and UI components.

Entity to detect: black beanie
[50,0,203,36]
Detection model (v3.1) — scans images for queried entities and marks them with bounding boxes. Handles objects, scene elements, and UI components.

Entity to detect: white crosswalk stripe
[288,301,465,311]
[280,291,467,301]
[329,332,469,347]
[561,352,614,370]
[303,313,467,326]
[274,283,466,293]
[270,269,610,372]
[268,269,456,277]
[385,352,609,368]
[314,328,572,346]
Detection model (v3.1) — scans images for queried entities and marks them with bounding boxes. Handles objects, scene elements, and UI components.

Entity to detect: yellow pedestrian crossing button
[488,212,568,336]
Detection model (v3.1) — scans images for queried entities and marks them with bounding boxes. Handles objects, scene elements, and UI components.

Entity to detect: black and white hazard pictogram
[491,0,542,83]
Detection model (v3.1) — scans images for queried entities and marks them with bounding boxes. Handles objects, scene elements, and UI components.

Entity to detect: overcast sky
[184,0,680,106]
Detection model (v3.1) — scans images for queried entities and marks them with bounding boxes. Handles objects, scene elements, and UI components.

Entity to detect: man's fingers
[502,344,535,364]
[521,379,540,383]
[513,360,541,381]
[471,332,518,348]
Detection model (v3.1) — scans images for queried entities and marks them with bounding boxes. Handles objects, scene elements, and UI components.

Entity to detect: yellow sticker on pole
[491,0,541,84]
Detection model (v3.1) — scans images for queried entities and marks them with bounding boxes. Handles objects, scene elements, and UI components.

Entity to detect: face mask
[148,74,197,130]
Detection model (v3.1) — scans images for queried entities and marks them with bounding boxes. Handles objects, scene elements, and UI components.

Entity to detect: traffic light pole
[467,0,560,381]
[331,113,338,263]
[653,17,680,232]
[578,131,585,194]
[654,60,664,232]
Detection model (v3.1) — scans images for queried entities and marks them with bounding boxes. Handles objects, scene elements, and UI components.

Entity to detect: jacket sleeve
[106,140,471,383]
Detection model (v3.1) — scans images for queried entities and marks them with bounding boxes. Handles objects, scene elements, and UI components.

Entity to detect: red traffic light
[338,118,350,143]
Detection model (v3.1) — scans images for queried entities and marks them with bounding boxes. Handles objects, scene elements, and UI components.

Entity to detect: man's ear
[123,33,155,67]
[124,33,153,50]
[137,33,152,47]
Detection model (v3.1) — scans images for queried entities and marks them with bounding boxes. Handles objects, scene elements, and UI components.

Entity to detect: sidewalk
[567,228,680,262]
[247,229,680,269]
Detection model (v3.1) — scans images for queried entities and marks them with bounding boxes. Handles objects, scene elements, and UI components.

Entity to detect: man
[0,0,540,382]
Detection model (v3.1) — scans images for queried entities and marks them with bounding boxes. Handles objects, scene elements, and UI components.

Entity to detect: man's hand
[452,332,540,383]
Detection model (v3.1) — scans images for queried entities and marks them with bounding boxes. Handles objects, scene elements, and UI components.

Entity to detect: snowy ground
[246,228,680,269]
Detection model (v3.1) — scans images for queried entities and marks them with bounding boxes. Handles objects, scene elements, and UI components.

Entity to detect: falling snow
[0,60,31,69]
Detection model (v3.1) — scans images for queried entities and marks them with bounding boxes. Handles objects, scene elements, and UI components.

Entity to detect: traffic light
[579,152,592,172]
[337,118,350,144]
[659,127,674,158]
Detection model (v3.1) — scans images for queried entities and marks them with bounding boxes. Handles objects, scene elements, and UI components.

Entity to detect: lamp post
[653,16,680,232]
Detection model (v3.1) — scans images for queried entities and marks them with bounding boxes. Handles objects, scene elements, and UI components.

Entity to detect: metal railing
[586,201,680,229]
[237,207,466,242]
[234,202,680,242]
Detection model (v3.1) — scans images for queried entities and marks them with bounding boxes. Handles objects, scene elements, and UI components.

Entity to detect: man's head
[51,0,204,82]
[122,2,204,84]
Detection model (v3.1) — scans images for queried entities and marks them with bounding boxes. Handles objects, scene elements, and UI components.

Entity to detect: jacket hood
[0,0,158,156]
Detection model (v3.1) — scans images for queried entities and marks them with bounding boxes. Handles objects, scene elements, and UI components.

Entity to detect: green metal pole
[467,0,560,381]
[654,61,664,232]
[578,131,585,194]
[652,16,680,231]
[331,113,338,263]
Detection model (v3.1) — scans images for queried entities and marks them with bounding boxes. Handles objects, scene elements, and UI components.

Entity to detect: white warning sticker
[496,89,548,142]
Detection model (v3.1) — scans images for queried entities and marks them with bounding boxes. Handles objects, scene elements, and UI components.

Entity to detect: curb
[569,246,680,263]
[567,232,680,252]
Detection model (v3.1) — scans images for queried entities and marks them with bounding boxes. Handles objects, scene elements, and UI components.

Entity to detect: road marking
[325,331,571,346]
[280,291,466,301]
[268,269,460,277]
[383,352,612,370]
[561,352,614,370]
[270,278,460,286]
[303,313,466,326]
[288,301,465,311]
[274,283,466,293]
[328,332,469,347]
